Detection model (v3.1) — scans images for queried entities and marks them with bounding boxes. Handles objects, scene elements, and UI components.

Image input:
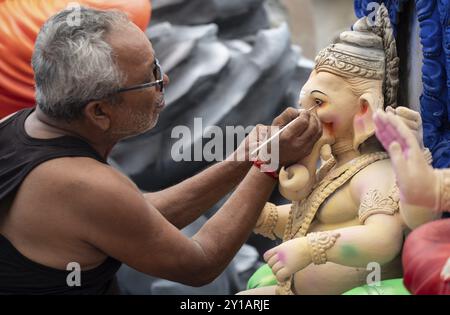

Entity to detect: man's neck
[31,107,116,160]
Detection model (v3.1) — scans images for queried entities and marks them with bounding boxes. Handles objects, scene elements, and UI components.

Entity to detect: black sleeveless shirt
[0,108,122,294]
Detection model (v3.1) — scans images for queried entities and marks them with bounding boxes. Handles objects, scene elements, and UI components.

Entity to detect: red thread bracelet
[253,160,279,179]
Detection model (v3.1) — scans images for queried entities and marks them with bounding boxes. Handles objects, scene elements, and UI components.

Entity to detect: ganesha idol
[245,5,438,295]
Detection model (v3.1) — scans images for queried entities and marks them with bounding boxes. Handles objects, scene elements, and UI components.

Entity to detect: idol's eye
[315,99,324,106]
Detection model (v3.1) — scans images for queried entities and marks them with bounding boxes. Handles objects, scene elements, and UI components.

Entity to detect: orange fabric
[0,0,152,118]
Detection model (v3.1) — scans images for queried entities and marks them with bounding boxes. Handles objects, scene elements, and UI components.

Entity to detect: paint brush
[250,105,318,156]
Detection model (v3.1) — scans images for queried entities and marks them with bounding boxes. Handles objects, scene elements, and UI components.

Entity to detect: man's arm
[77,164,276,286]
[144,160,251,229]
[146,108,321,229]
[78,108,320,285]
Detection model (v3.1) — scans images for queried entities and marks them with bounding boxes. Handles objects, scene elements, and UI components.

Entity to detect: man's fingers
[299,113,321,142]
[273,108,301,127]
[283,111,310,138]
[254,125,270,145]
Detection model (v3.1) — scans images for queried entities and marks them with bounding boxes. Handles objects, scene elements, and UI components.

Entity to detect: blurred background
[269,0,355,60]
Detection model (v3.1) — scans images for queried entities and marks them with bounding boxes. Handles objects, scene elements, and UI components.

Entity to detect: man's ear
[353,93,377,151]
[84,101,111,132]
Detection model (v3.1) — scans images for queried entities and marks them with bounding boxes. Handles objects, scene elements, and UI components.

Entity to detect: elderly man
[0,8,321,294]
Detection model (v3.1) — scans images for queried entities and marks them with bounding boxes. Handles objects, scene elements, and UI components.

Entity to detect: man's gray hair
[32,7,129,121]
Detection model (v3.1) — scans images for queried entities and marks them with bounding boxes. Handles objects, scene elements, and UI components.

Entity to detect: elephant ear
[353,93,379,151]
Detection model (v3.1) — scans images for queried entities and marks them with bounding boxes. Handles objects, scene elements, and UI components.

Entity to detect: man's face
[105,22,169,138]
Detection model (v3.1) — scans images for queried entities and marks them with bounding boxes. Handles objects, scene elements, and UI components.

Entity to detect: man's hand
[274,108,322,167]
[226,124,268,162]
[229,108,322,167]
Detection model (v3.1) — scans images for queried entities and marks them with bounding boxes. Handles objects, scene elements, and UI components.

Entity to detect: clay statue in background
[374,110,450,218]
[374,111,449,295]
[246,5,436,295]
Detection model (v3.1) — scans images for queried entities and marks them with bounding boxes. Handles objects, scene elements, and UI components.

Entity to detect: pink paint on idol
[401,140,410,160]
[387,124,410,159]
[354,115,365,129]
[277,251,287,264]
[379,130,394,151]
[375,129,387,149]
[396,133,410,159]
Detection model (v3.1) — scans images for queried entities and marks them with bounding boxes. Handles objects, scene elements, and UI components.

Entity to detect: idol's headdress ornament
[314,4,399,109]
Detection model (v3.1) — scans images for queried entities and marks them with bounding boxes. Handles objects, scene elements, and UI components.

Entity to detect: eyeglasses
[116,58,165,94]
[75,58,165,108]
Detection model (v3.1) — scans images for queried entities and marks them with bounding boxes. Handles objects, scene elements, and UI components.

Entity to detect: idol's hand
[374,110,439,209]
[263,237,311,282]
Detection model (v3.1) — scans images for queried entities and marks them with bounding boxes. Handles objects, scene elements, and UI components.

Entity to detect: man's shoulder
[0,112,17,124]
[27,156,140,206]
[32,156,125,181]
